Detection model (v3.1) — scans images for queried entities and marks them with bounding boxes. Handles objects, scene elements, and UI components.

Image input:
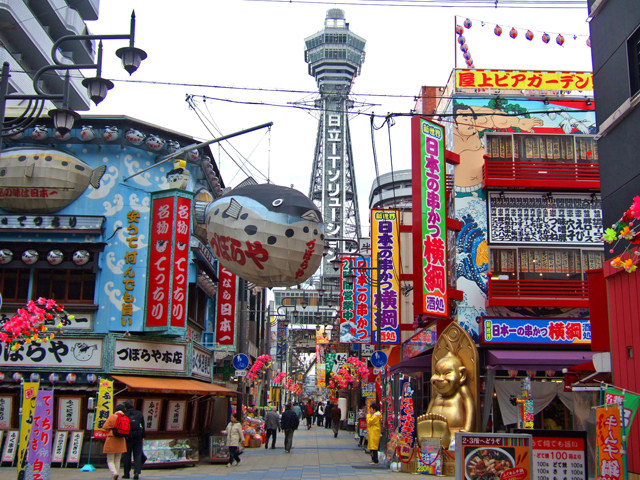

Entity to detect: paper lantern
[456,24,464,35]
[556,34,565,46]
[464,18,472,29]
[457,35,466,45]
[586,36,591,47]
[86,373,97,384]
[525,30,534,41]
[508,369,518,379]
[545,370,556,377]
[526,370,536,378]
[66,373,77,385]
[494,25,503,36]
[22,249,39,265]
[0,249,13,264]
[125,128,145,145]
[49,373,59,384]
[203,183,324,287]
[47,249,64,265]
[72,250,90,265]
[463,51,472,60]
[542,33,550,44]
[460,43,469,53]
[509,28,518,39]
[13,372,23,383]
[30,373,40,383]
[0,372,4,383]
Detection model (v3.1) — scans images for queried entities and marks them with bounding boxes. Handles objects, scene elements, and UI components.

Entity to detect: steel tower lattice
[305,9,365,279]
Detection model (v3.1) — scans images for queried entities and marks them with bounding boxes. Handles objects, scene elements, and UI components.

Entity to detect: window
[486,134,598,163]
[0,268,30,302]
[629,25,640,97]
[490,248,603,281]
[33,269,95,304]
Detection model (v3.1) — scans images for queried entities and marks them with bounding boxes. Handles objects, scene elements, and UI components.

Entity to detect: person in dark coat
[330,404,342,438]
[280,404,299,453]
[324,402,332,428]
[264,407,280,449]
[122,400,146,479]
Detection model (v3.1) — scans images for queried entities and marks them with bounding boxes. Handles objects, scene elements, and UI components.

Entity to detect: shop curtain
[494,380,560,426]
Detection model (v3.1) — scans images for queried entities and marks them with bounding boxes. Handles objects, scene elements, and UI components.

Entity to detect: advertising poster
[361,382,376,399]
[143,398,162,432]
[417,438,442,475]
[26,389,53,480]
[16,382,39,477]
[93,379,113,439]
[595,406,623,480]
[515,429,587,480]
[2,430,18,463]
[51,431,68,464]
[316,364,326,388]
[57,397,81,431]
[66,431,84,464]
[316,325,331,344]
[166,400,186,432]
[456,432,533,480]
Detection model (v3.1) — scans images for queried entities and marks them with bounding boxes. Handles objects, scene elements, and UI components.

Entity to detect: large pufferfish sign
[204,184,324,287]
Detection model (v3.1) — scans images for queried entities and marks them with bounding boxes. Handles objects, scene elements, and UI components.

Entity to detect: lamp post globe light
[0,11,147,148]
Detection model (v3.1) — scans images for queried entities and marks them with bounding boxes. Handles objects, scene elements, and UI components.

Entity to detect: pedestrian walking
[366,403,382,464]
[292,402,302,420]
[306,402,313,429]
[264,407,280,449]
[324,402,332,428]
[102,404,128,480]
[225,414,244,467]
[316,402,325,426]
[280,403,299,453]
[122,400,146,479]
[330,403,342,438]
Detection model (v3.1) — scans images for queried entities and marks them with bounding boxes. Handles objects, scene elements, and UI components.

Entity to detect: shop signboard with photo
[456,432,533,480]
[514,429,587,480]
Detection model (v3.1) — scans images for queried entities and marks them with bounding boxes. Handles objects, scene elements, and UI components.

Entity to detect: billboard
[455,69,593,92]
[482,318,591,345]
[215,266,237,345]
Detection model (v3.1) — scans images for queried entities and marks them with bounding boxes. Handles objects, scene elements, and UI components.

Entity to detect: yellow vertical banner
[93,379,113,439]
[317,364,326,388]
[596,405,624,480]
[16,382,39,479]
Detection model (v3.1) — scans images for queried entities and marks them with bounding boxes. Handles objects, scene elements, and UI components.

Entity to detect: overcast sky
[87,0,594,230]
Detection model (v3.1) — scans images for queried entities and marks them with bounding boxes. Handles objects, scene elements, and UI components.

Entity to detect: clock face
[72,342,96,362]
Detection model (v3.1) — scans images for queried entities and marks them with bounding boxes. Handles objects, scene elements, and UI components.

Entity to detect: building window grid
[486,133,598,163]
[629,26,640,97]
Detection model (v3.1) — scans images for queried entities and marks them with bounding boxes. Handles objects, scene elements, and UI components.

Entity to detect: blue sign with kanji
[482,317,591,345]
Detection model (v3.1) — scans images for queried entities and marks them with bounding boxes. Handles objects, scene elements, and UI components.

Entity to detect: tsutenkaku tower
[305,9,365,278]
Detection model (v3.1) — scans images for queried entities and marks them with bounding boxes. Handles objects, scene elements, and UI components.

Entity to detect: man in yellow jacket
[366,403,382,464]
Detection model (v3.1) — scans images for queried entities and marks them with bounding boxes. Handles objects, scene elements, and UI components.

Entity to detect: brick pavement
[1,425,455,480]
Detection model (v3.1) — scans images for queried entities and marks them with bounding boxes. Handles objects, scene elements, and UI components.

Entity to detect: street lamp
[0,11,147,146]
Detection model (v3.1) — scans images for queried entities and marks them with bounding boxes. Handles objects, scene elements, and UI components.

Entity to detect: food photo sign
[456,432,533,480]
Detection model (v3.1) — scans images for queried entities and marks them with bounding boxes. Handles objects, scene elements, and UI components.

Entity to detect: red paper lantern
[464,18,472,29]
[545,370,556,377]
[508,369,518,379]
[525,30,534,41]
[556,34,565,46]
[526,370,536,378]
[463,51,472,60]
[509,28,518,39]
[542,33,550,44]
[456,24,464,35]
[66,373,77,385]
[457,35,466,45]
[460,43,469,53]
[494,25,503,36]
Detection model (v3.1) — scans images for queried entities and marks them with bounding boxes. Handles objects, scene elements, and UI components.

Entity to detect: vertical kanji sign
[596,406,624,480]
[216,265,237,345]
[16,382,39,480]
[171,196,191,328]
[26,389,53,480]
[146,196,175,328]
[412,116,448,318]
[354,256,372,343]
[339,256,356,343]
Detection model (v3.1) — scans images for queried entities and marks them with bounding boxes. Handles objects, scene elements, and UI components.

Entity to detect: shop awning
[389,352,432,374]
[486,350,595,371]
[111,375,237,396]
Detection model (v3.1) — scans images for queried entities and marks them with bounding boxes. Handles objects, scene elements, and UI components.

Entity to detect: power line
[245,0,587,9]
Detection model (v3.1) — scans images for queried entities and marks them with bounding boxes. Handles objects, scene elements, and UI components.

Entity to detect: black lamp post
[0,11,147,149]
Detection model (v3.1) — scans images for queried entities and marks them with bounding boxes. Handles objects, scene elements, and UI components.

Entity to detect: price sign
[515,429,587,480]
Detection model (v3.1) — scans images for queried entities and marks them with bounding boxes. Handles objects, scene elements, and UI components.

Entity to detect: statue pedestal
[442,449,456,476]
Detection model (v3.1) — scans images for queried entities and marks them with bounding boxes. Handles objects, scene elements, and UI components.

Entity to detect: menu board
[488,192,602,246]
[456,432,533,480]
[515,429,587,480]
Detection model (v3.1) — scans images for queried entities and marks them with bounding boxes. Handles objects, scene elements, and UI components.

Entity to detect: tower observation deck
[305,9,366,279]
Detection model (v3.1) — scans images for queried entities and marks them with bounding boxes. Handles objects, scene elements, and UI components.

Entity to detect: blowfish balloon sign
[204,183,324,287]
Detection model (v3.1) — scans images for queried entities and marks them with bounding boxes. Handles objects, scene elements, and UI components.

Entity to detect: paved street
[1,425,455,479]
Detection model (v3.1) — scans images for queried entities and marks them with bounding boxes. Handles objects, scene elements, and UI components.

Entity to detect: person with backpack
[122,400,146,479]
[103,404,128,480]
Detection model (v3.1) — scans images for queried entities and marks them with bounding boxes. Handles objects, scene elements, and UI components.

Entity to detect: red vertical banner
[146,196,175,328]
[146,197,175,327]
[216,266,237,345]
[171,196,191,328]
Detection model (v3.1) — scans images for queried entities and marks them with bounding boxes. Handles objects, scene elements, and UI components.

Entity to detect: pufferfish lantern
[166,159,190,190]
[199,179,324,287]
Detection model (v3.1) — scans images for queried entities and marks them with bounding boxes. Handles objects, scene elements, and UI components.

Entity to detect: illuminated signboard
[481,318,591,345]
[371,209,401,344]
[339,256,356,343]
[411,116,448,318]
[455,69,593,92]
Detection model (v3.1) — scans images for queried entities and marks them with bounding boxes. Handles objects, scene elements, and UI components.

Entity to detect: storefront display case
[209,435,229,463]
[143,437,199,466]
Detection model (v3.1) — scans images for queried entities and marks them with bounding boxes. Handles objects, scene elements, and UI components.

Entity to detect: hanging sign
[605,387,640,430]
[142,398,162,432]
[121,209,140,327]
[16,382,39,477]
[396,382,415,456]
[166,400,186,432]
[215,266,237,345]
[371,209,402,343]
[2,430,18,463]
[93,379,113,439]
[482,318,591,345]
[354,255,372,343]
[316,364,326,388]
[339,255,357,343]
[595,406,623,480]
[456,69,593,92]
[411,117,448,318]
[170,195,191,328]
[0,395,12,428]
[192,346,213,380]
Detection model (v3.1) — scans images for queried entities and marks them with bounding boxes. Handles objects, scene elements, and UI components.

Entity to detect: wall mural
[452,98,597,338]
